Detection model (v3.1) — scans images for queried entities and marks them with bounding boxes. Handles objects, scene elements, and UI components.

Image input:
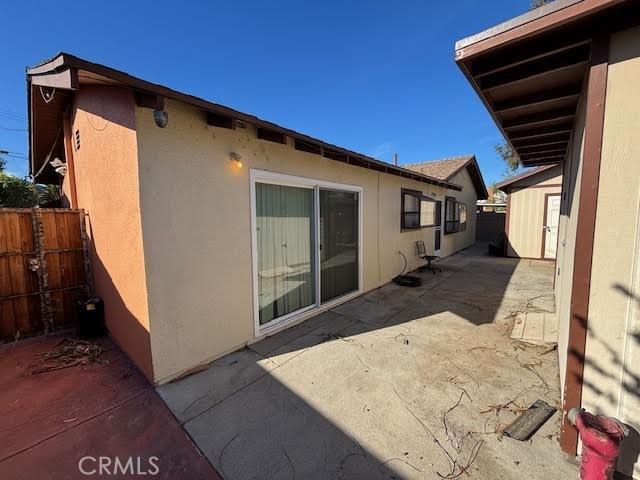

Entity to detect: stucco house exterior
[496,164,563,259]
[456,0,640,474]
[26,53,487,386]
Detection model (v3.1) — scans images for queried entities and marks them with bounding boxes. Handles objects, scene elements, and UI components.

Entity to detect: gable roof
[405,155,489,199]
[495,164,560,191]
[26,52,462,191]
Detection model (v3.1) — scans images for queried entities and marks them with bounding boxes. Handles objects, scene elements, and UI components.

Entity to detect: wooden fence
[476,211,506,242]
[0,208,92,342]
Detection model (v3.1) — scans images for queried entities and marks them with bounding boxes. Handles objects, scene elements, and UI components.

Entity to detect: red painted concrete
[0,336,220,480]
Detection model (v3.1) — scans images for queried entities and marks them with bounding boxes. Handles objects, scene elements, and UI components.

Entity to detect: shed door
[543,195,561,259]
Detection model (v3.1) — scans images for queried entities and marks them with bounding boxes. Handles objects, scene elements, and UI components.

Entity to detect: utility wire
[0,125,27,131]
[0,108,26,119]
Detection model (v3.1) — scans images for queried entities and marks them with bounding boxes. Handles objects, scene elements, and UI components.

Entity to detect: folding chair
[416,240,441,274]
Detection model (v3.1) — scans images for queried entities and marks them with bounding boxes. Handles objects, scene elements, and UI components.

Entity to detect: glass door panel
[319,189,359,303]
[256,183,315,325]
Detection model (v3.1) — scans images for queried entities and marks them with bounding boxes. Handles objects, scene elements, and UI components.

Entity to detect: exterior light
[230,152,243,168]
[153,109,168,128]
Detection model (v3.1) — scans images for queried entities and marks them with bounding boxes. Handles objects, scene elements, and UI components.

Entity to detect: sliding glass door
[255,183,315,326]
[320,189,359,303]
[253,173,361,333]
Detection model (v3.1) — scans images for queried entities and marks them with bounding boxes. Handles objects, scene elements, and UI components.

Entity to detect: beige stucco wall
[555,93,586,399]
[441,168,479,258]
[135,99,478,383]
[505,166,562,259]
[69,86,153,381]
[583,27,640,477]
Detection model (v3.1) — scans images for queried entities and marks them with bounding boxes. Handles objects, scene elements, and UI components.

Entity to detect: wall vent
[74,130,81,151]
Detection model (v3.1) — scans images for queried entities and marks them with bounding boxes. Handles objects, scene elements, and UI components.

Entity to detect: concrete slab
[157,347,278,424]
[511,312,559,345]
[0,335,220,480]
[165,245,577,479]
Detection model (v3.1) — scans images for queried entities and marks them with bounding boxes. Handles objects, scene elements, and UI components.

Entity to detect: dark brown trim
[454,0,624,61]
[495,164,559,190]
[509,184,563,192]
[559,34,609,456]
[541,193,561,259]
[504,193,511,256]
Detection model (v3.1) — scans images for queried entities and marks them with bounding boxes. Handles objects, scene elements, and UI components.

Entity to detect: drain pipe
[567,408,628,480]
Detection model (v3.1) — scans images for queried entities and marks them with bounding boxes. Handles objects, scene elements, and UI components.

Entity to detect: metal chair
[416,240,441,274]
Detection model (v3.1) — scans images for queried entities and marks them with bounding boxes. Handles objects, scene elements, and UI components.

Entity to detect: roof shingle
[404,155,474,181]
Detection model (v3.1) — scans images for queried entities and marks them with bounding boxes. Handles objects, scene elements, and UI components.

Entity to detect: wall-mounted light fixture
[230,152,243,168]
[153,109,168,128]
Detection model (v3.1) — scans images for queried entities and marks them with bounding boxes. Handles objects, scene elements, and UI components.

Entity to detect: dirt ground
[159,244,578,479]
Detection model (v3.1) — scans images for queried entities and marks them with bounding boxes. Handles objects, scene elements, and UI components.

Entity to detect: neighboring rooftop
[404,155,473,181]
[405,155,489,199]
[495,164,561,191]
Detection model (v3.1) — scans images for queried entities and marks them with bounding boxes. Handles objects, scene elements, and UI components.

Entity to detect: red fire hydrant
[567,408,628,480]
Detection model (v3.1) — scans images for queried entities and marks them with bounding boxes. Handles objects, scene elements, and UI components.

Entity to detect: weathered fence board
[0,208,90,341]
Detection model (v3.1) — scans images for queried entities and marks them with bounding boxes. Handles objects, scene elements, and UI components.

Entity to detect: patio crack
[183,319,361,426]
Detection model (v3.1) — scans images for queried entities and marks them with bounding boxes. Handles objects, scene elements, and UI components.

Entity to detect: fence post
[78,210,94,296]
[30,207,54,333]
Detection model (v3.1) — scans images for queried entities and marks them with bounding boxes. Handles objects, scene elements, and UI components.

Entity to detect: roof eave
[26,53,462,190]
[495,164,560,190]
[455,0,627,62]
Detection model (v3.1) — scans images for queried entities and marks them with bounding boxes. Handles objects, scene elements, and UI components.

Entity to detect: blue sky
[0,0,531,183]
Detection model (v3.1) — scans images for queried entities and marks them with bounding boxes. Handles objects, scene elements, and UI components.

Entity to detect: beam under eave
[135,92,164,110]
[516,141,569,152]
[518,149,567,160]
[30,68,78,90]
[206,111,234,129]
[471,38,591,78]
[478,43,590,91]
[504,110,576,131]
[521,154,566,164]
[493,83,583,113]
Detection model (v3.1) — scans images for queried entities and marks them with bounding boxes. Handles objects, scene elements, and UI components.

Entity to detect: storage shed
[496,164,563,259]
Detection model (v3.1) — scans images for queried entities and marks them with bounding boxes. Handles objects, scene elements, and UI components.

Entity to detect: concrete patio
[0,335,219,480]
[158,245,578,479]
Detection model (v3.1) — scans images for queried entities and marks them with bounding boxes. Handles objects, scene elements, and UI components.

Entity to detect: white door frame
[250,169,363,338]
[542,193,561,259]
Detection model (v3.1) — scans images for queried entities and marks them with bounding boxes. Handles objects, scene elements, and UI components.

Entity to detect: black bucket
[75,297,106,338]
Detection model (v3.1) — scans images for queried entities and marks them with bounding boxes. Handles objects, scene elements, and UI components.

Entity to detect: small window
[401,191,420,229]
[420,198,436,227]
[458,203,467,232]
[401,189,436,230]
[444,197,467,234]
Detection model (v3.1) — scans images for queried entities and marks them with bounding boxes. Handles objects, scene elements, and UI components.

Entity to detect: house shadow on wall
[568,283,640,479]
